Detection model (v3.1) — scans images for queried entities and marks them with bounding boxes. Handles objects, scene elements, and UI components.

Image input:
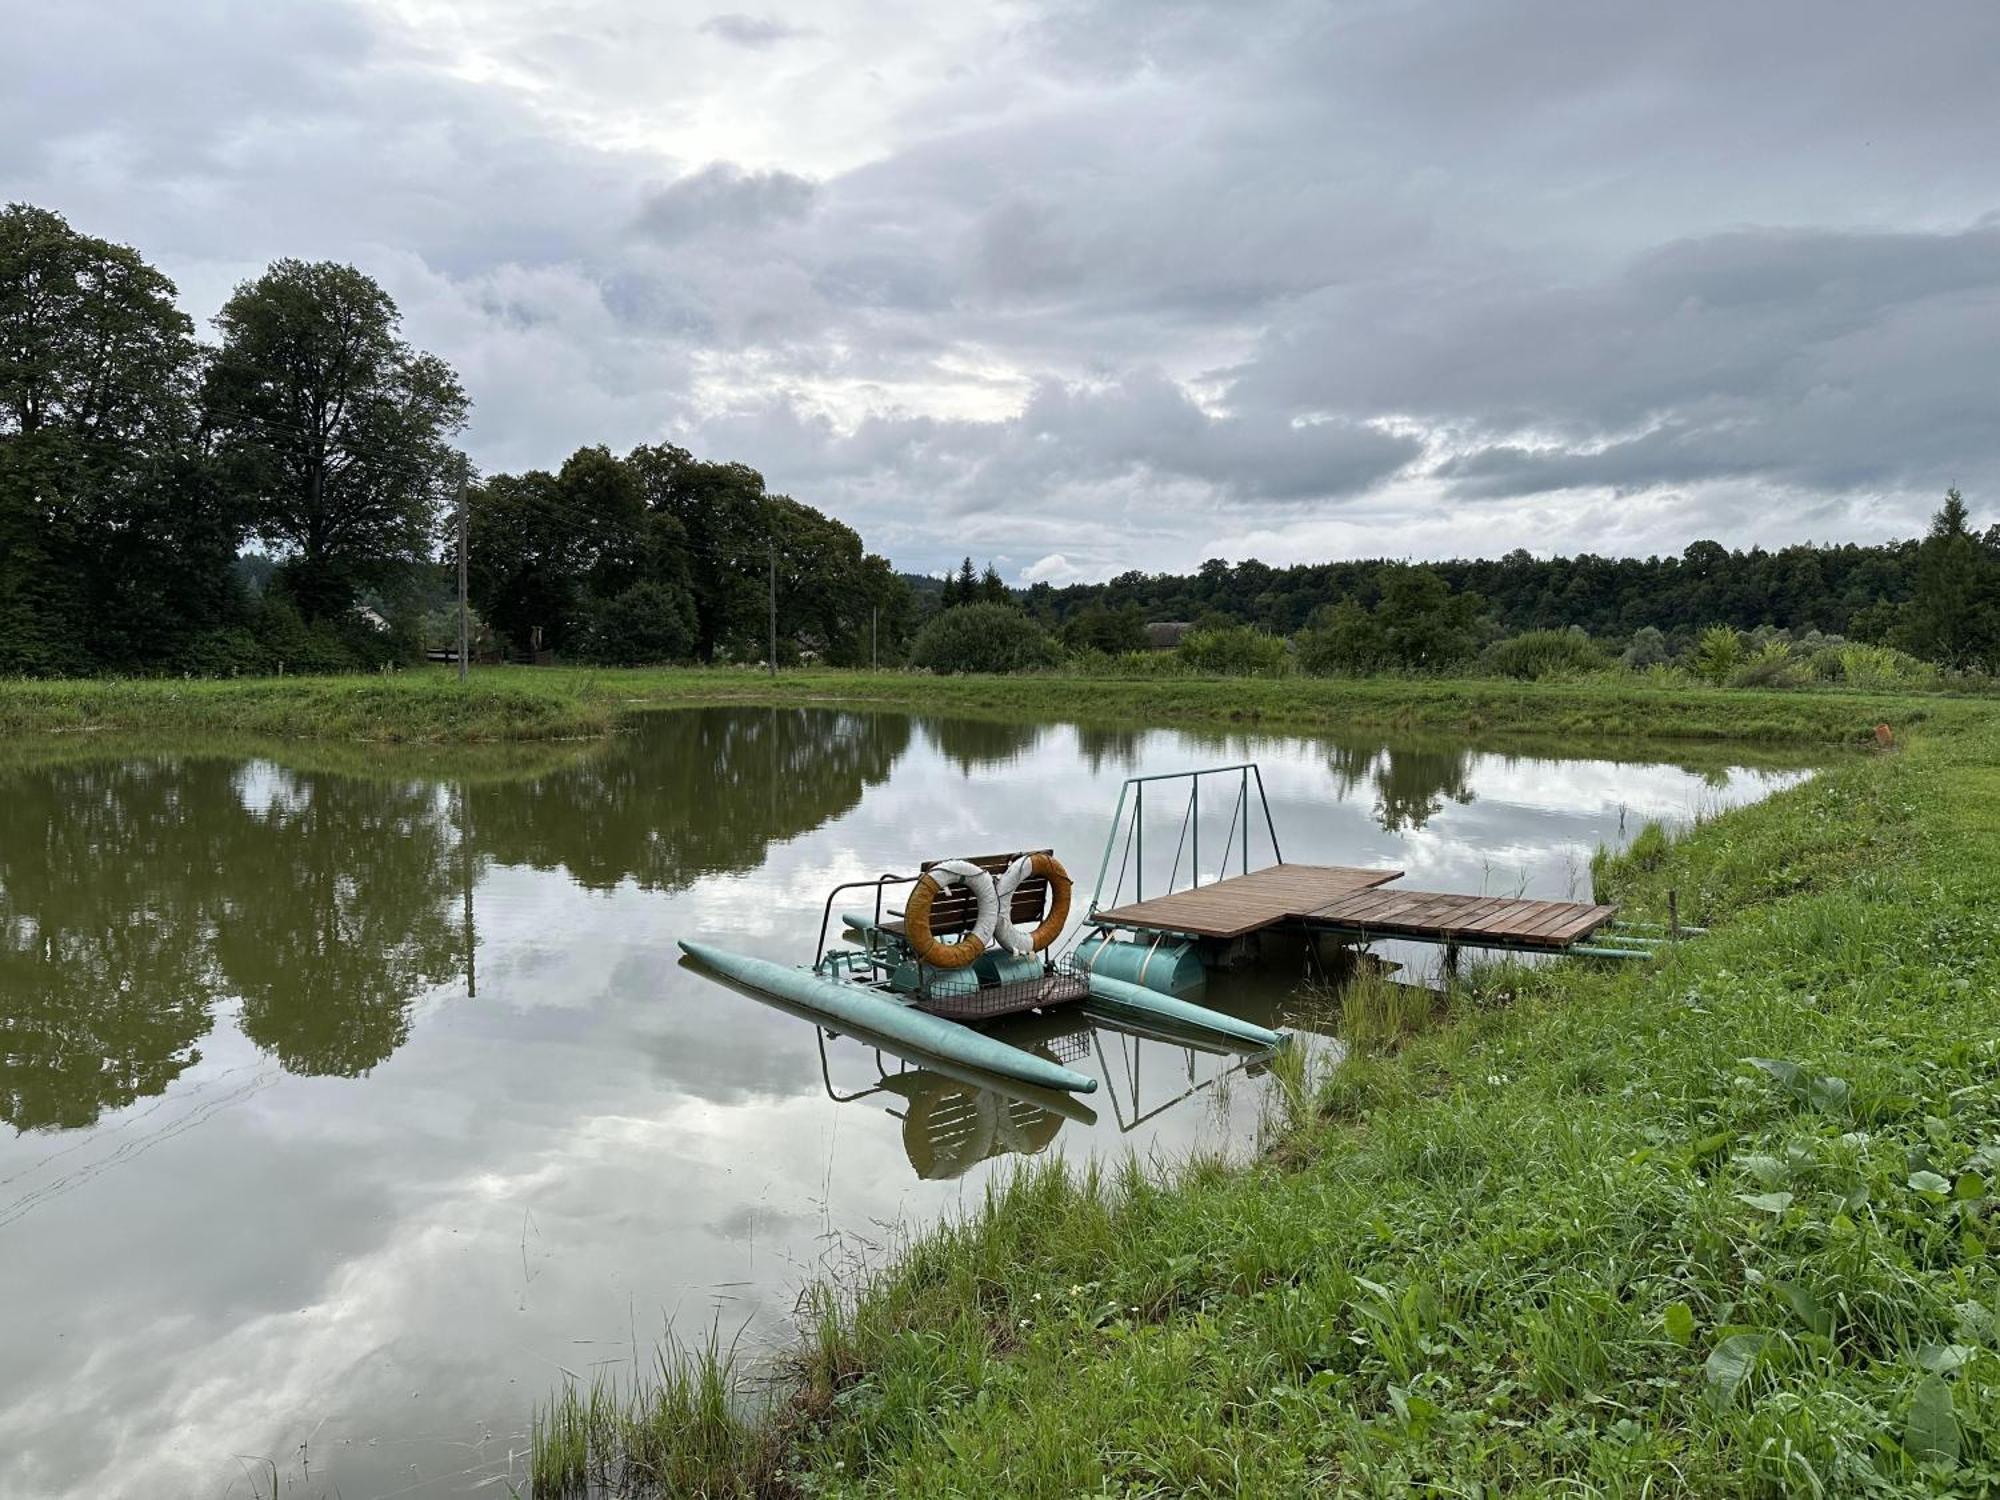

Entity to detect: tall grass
[531,1326,780,1498]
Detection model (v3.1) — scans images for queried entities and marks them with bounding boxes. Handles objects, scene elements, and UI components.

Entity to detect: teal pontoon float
[678,843,1284,1096]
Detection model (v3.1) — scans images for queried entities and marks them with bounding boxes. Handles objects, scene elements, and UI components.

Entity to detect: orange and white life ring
[904,859,998,970]
[993,853,1073,955]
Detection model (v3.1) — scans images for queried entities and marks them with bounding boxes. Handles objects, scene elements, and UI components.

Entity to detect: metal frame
[1089,763,1283,916]
[813,872,919,972]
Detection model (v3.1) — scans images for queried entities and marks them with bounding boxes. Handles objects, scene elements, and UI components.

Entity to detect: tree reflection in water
[1326,739,1476,833]
[918,716,1046,775]
[472,706,911,889]
[0,706,914,1131]
[0,759,235,1131]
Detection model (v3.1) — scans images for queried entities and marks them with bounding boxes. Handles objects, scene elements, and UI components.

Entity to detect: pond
[0,709,1811,1497]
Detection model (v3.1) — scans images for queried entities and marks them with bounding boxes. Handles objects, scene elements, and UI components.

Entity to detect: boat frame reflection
[807,999,1271,1180]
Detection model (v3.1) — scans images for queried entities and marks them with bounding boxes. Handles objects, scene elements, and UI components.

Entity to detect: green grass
[0,665,1981,746]
[534,704,2000,1496]
[531,1327,780,1498]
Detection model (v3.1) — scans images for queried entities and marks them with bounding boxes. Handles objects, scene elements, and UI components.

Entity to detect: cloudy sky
[10,1,1997,582]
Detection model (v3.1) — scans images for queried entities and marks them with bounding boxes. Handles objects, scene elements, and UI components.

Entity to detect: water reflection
[477,706,911,890]
[0,707,910,1131]
[1326,740,1476,832]
[917,715,1048,774]
[0,760,229,1130]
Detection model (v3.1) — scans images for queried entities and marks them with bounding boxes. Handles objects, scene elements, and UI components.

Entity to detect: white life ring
[993,853,1073,955]
[904,859,999,969]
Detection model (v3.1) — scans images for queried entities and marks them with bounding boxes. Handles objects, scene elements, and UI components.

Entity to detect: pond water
[0,709,1811,1498]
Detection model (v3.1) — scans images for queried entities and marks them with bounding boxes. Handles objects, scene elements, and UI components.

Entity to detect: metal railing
[1088,763,1283,916]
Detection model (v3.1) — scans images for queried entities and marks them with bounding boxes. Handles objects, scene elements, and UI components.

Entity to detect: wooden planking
[1305,887,1617,948]
[1096,863,1402,939]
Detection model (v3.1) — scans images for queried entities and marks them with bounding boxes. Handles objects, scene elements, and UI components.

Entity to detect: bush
[575,581,697,665]
[250,596,396,673]
[910,603,1059,674]
[1725,640,1804,690]
[1481,628,1608,681]
[1295,599,1385,677]
[1829,642,1942,691]
[1621,626,1669,669]
[1059,604,1148,655]
[1690,625,1743,684]
[1176,625,1291,677]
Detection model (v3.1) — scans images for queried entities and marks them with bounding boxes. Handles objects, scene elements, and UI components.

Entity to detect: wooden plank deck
[1304,887,1618,948]
[1094,864,1402,939]
[1094,863,1617,949]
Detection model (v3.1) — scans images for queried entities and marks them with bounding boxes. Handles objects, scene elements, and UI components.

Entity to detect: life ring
[904,859,998,970]
[993,853,1073,955]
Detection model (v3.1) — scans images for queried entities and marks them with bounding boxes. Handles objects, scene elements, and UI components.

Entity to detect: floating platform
[1095,864,1400,939]
[1095,863,1618,953]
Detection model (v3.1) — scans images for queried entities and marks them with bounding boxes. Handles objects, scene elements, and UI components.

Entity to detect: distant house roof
[355,605,390,631]
[1146,621,1192,649]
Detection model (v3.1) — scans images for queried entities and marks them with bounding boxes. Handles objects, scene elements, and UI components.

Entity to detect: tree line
[913,493,1998,681]
[1013,504,2000,667]
[0,203,913,675]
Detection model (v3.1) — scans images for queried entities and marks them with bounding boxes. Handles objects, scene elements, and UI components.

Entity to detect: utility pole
[454,456,470,683]
[767,537,778,677]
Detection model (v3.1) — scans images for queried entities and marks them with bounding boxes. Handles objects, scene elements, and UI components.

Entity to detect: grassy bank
[537,704,2000,1495]
[0,665,1981,747]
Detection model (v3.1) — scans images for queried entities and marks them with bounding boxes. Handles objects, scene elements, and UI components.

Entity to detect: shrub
[1690,625,1743,684]
[1176,625,1291,677]
[1059,604,1148,655]
[1621,626,1669,669]
[1831,642,1942,691]
[910,603,1059,674]
[1481,628,1608,681]
[1728,641,1806,690]
[1295,599,1385,676]
[575,581,697,665]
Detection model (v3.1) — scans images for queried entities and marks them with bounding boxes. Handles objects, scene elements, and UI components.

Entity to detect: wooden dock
[1095,863,1616,951]
[1095,865,1400,939]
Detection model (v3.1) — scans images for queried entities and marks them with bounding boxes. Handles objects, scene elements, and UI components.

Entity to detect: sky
[8,0,1998,583]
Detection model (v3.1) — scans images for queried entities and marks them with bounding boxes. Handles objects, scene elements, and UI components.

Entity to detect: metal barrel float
[677,941,1099,1095]
[1074,932,1207,997]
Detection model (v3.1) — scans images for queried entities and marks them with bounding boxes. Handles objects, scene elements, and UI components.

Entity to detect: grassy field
[531,700,2000,1496]
[0,664,1983,747]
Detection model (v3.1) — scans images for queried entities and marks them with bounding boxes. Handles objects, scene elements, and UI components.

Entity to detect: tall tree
[1899,489,1994,669]
[628,442,767,661]
[204,260,467,623]
[979,563,1009,604]
[0,203,233,673]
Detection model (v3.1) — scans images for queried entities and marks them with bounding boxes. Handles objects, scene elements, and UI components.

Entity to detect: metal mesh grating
[914,954,1091,1021]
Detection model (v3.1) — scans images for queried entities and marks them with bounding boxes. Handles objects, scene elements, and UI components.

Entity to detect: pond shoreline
[533,705,2000,1495]
[0,665,1977,748]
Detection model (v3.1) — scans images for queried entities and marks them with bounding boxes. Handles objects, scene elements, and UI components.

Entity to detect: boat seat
[909,850,1055,936]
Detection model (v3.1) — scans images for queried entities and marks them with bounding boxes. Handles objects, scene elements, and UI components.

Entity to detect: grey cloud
[699,13,808,49]
[1270,222,2000,499]
[635,163,819,243]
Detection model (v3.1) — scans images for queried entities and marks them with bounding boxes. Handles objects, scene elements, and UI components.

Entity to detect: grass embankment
[538,706,2000,1495]
[0,666,1980,746]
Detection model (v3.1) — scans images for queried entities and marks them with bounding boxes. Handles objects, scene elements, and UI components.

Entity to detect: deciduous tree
[204,260,467,623]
